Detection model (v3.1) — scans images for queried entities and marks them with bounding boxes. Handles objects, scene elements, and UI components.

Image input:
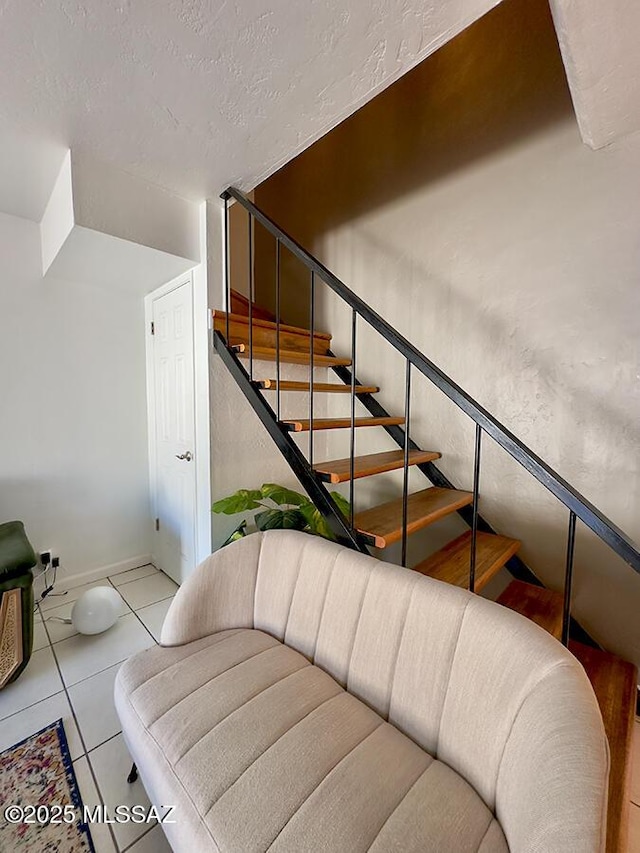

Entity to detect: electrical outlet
[51,556,60,569]
[40,550,52,567]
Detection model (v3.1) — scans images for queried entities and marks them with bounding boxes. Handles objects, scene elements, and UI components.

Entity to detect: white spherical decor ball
[71,586,121,635]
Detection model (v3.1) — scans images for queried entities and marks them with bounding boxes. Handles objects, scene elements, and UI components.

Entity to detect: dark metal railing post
[223,194,231,345]
[469,424,482,592]
[248,211,254,380]
[309,271,315,468]
[276,239,281,421]
[401,360,412,567]
[562,511,577,646]
[349,309,357,527]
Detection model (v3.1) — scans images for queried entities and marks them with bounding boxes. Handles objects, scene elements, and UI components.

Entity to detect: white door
[152,281,196,584]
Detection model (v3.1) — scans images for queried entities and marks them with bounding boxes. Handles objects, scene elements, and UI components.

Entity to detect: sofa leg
[127,763,138,784]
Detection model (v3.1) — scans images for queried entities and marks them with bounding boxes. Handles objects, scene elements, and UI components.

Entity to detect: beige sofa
[115,530,608,852]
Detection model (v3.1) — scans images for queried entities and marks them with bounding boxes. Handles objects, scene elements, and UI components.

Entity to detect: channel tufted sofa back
[161,529,608,852]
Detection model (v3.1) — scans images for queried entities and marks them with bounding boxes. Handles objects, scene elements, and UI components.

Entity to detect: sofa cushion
[115,628,507,853]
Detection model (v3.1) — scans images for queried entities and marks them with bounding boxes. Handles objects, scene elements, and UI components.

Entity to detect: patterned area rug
[0,718,95,852]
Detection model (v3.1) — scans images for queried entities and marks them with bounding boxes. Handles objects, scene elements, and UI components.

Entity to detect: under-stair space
[214,189,640,852]
[498,581,638,853]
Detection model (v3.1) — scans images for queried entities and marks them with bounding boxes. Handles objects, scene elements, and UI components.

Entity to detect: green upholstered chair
[0,521,37,688]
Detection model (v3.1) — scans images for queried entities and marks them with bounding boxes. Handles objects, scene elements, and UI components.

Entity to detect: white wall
[0,211,152,583]
[549,0,640,149]
[209,356,330,550]
[40,151,74,275]
[207,194,334,549]
[0,128,67,223]
[255,0,640,667]
[72,154,201,263]
[41,151,201,296]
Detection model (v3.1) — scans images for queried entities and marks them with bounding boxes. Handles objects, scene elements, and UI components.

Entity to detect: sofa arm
[160,533,263,646]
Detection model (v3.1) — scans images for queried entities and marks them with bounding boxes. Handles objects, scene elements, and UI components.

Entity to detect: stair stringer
[213,330,370,554]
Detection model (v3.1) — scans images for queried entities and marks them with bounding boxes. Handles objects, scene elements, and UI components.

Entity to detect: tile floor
[1,563,639,851]
[0,564,178,853]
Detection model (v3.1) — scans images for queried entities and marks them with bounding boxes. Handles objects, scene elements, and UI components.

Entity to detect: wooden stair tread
[259,379,379,394]
[569,641,638,853]
[354,487,472,549]
[415,530,520,591]
[214,310,331,356]
[314,449,441,484]
[496,580,564,639]
[237,346,351,367]
[282,416,404,433]
[212,310,332,340]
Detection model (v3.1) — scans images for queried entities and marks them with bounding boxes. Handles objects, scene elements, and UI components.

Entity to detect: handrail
[223,186,640,573]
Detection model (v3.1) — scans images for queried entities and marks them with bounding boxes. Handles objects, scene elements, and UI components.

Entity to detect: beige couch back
[162,529,609,852]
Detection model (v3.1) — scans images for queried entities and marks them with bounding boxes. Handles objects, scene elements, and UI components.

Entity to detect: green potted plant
[212,483,350,545]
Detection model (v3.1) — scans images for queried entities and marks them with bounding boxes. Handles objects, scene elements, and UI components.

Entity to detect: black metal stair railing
[218,186,640,648]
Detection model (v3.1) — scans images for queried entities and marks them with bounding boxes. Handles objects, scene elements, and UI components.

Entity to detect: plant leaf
[330,491,351,519]
[212,489,263,514]
[260,483,308,507]
[255,508,307,531]
[299,503,334,540]
[221,520,248,548]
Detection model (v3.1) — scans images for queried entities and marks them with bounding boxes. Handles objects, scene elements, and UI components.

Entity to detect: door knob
[176,451,193,462]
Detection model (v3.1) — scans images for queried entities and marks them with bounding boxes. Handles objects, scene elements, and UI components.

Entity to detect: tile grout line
[40,605,121,853]
[110,570,162,591]
[86,730,121,755]
[119,823,157,852]
[1,600,172,723]
[46,576,173,850]
[106,575,174,645]
[13,574,172,851]
[103,578,167,848]
[45,562,158,600]
[42,585,174,650]
[38,563,159,611]
[0,686,68,725]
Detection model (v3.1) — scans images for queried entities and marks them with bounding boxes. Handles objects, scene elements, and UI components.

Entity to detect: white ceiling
[0,0,503,201]
[550,0,640,149]
[0,0,637,214]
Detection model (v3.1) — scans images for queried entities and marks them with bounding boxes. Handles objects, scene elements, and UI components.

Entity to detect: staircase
[214,188,640,853]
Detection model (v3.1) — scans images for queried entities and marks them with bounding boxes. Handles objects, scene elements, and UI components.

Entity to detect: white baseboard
[39,554,154,594]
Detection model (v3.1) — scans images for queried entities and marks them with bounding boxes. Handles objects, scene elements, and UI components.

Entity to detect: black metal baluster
[562,511,577,646]
[349,310,357,527]
[309,271,315,468]
[223,194,230,345]
[276,239,281,421]
[469,423,482,592]
[401,360,411,567]
[248,212,254,381]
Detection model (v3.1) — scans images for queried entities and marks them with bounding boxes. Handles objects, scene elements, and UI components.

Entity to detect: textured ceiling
[0,0,502,200]
[549,0,640,149]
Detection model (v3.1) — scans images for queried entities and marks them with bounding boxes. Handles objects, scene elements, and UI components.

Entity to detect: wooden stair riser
[493,581,636,852]
[282,417,404,433]
[229,290,275,322]
[496,580,563,639]
[569,641,638,853]
[314,449,441,484]
[354,487,473,549]
[213,310,331,354]
[415,530,520,592]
